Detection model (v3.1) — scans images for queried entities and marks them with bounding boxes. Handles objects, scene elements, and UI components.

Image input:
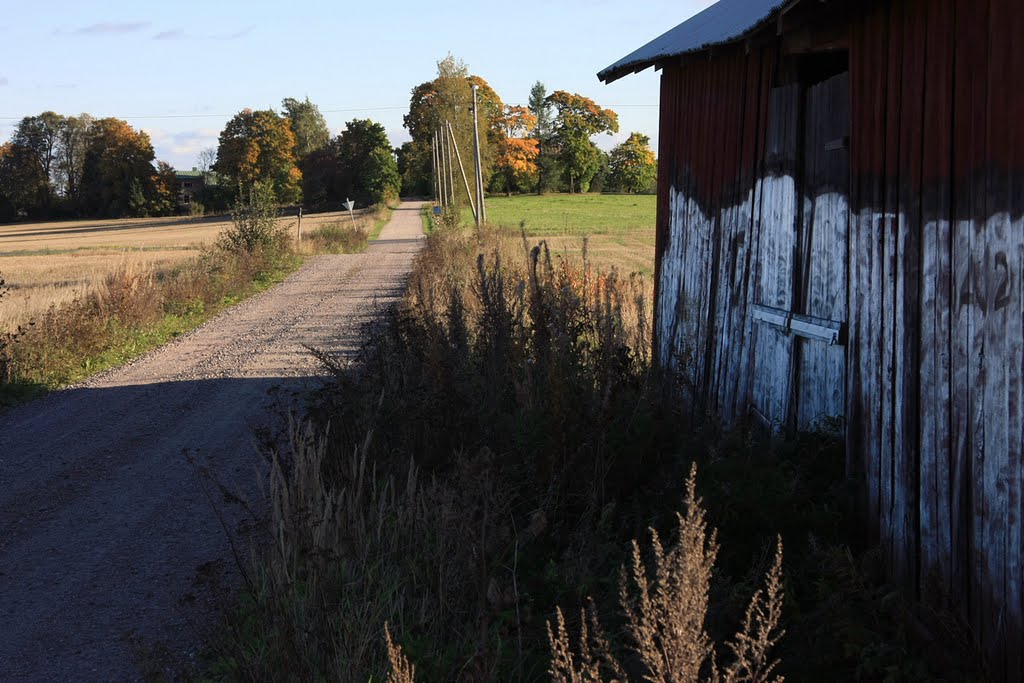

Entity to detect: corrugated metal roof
[598,0,789,83]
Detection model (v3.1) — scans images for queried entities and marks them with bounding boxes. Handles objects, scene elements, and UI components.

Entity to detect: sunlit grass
[472,193,656,236]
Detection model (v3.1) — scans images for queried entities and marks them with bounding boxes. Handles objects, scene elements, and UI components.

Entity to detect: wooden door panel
[797,72,850,429]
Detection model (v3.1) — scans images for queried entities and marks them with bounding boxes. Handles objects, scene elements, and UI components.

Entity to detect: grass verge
[369,203,396,241]
[0,246,299,407]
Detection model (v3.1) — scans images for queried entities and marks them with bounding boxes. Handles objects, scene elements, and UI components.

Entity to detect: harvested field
[0,210,372,331]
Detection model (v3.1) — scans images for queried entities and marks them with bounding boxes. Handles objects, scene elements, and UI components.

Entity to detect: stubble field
[0,210,367,331]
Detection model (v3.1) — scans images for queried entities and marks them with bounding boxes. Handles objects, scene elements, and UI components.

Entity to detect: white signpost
[343,198,355,225]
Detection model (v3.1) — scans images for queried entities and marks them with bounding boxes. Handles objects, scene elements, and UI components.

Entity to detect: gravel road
[0,201,425,681]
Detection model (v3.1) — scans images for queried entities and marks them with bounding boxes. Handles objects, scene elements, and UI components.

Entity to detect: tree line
[397,55,657,199]
[0,63,654,223]
[0,113,178,221]
[0,99,401,222]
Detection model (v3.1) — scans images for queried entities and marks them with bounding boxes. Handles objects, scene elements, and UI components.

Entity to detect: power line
[0,103,658,123]
[0,106,411,122]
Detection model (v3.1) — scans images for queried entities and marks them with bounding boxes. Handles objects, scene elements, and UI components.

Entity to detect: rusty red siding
[847,0,1024,677]
[655,0,1024,676]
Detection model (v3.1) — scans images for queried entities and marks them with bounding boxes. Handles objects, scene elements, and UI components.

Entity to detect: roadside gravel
[0,202,425,680]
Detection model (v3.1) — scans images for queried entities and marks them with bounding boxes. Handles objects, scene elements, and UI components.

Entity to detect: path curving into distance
[0,201,425,680]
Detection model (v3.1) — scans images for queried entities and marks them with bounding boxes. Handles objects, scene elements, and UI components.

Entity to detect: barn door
[794,72,849,429]
[751,71,849,432]
[751,84,802,429]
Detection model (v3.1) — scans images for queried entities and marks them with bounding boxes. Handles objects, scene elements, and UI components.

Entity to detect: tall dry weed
[227,417,508,680]
[236,227,789,681]
[0,273,31,384]
[4,240,288,390]
[547,465,785,683]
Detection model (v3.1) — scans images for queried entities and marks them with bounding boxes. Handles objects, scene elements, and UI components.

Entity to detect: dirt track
[0,202,425,680]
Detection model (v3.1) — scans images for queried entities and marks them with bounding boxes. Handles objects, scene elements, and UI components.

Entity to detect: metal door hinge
[752,303,845,346]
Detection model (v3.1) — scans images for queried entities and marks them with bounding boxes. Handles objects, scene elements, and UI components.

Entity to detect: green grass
[420,203,435,234]
[369,204,395,241]
[469,193,656,236]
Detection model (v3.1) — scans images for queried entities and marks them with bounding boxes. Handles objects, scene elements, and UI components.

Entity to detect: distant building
[174,169,205,210]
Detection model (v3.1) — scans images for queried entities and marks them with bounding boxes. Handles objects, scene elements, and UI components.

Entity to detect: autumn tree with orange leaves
[494,105,539,195]
[216,108,302,204]
[79,118,160,217]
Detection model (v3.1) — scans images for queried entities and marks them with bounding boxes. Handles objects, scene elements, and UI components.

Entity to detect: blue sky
[0,0,715,170]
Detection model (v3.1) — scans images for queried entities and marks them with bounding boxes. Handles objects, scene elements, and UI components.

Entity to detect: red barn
[600,0,1024,677]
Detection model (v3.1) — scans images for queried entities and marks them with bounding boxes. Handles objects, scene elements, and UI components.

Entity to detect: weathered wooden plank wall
[847,0,1024,677]
[655,46,778,423]
[655,0,1024,675]
[796,73,848,429]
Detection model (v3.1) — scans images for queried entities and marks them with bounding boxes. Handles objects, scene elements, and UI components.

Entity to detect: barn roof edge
[597,0,792,84]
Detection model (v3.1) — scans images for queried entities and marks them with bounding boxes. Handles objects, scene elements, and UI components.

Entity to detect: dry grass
[0,209,373,331]
[545,230,656,278]
[0,251,192,332]
[546,465,785,683]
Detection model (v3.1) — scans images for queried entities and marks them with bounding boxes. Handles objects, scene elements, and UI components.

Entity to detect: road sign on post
[343,198,355,225]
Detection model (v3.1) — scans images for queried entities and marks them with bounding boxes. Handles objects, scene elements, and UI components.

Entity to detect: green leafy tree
[0,141,45,218]
[0,112,65,216]
[396,140,427,197]
[588,148,612,194]
[528,81,558,193]
[608,132,657,193]
[299,119,398,207]
[298,143,341,209]
[56,113,93,206]
[363,147,401,205]
[547,91,619,193]
[282,97,330,159]
[215,108,302,204]
[336,118,391,203]
[402,55,503,206]
[79,118,158,217]
[220,179,283,253]
[12,111,64,210]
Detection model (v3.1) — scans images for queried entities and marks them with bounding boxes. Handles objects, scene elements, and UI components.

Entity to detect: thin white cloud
[73,21,150,36]
[213,25,254,40]
[144,127,222,168]
[153,28,186,40]
[0,77,8,87]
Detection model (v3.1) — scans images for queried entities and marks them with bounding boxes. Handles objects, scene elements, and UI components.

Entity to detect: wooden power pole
[471,85,486,225]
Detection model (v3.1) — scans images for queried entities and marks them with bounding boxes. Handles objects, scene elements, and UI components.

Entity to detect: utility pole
[437,128,448,207]
[445,120,456,207]
[431,136,439,205]
[447,121,477,222]
[471,84,486,225]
